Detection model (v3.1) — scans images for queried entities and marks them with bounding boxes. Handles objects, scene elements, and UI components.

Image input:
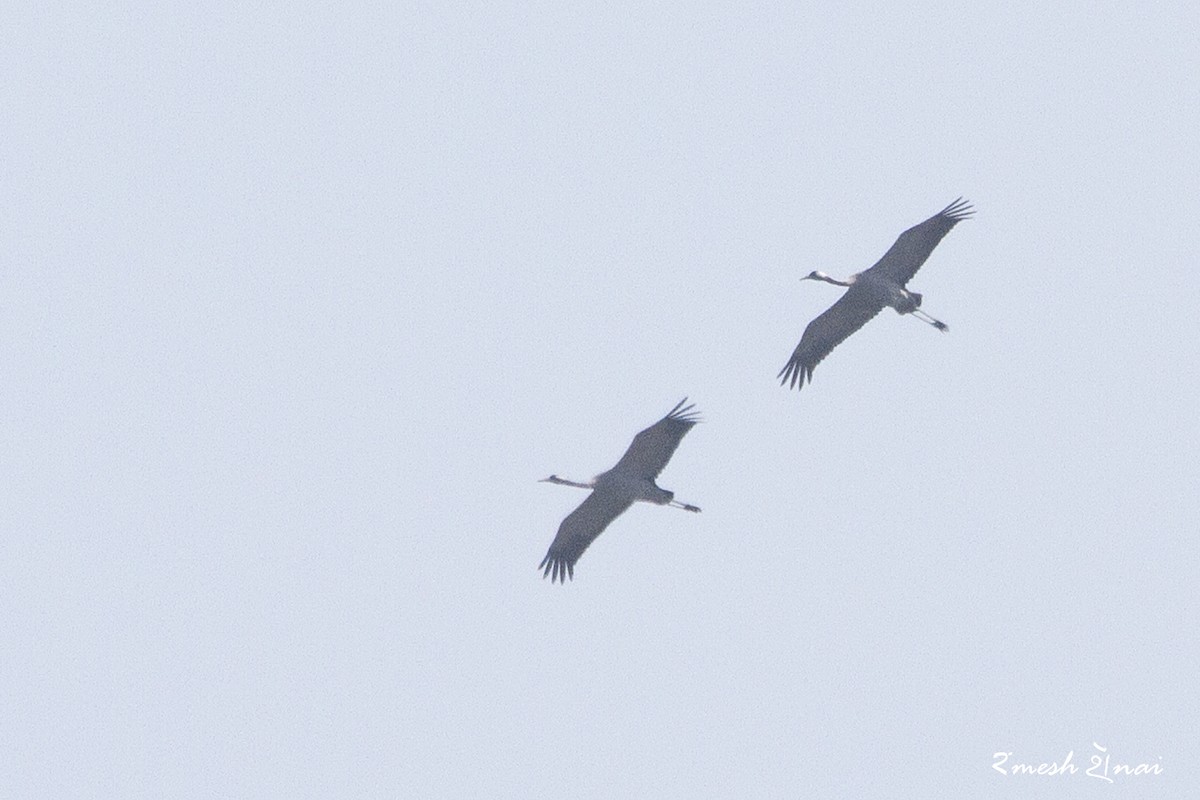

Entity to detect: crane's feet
[933,320,949,332]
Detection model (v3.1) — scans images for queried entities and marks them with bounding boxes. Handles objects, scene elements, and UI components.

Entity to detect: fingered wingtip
[777,359,812,392]
[939,197,975,221]
[539,554,574,584]
[666,397,702,425]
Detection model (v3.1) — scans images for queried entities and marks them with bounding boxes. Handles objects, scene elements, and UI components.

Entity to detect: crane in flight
[539,398,701,583]
[778,198,973,391]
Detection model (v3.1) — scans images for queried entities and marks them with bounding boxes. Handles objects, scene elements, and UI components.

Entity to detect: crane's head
[539,474,560,483]
[802,270,827,281]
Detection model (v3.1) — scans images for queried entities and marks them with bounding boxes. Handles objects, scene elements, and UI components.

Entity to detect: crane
[538,398,701,583]
[778,198,973,391]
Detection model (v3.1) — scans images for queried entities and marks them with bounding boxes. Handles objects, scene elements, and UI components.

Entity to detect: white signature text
[992,743,1162,782]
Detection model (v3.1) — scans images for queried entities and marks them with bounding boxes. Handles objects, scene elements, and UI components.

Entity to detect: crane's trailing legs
[912,309,948,331]
[670,500,702,513]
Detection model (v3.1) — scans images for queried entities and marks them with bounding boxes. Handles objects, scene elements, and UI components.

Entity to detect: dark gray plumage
[779,198,973,391]
[538,399,701,583]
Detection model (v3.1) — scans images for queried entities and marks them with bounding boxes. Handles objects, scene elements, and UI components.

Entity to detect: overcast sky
[3,1,1198,797]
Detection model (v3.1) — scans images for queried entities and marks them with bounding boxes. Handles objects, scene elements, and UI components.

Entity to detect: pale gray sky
[3,1,1197,797]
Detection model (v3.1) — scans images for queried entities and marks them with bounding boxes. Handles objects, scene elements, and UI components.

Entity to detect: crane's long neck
[810,270,854,287]
[541,475,594,490]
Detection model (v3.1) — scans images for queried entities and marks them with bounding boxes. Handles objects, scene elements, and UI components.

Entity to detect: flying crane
[539,398,701,583]
[779,198,973,391]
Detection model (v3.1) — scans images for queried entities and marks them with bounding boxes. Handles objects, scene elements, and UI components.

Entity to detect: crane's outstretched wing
[539,489,634,583]
[778,288,883,390]
[862,198,973,286]
[609,398,701,480]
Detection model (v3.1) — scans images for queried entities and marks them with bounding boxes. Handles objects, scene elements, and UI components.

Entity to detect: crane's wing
[539,489,634,583]
[778,288,883,390]
[609,398,701,480]
[861,198,973,285]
